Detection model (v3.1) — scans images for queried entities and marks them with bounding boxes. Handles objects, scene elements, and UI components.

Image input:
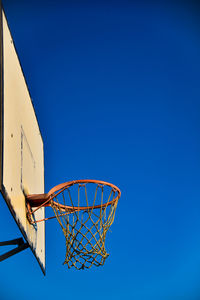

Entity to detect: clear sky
[0,0,200,299]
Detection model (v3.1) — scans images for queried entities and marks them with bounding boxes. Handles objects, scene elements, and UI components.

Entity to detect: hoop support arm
[0,238,29,262]
[26,193,50,207]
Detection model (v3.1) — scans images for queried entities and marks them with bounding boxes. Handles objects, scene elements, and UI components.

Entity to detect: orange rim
[48,179,121,211]
[26,179,121,223]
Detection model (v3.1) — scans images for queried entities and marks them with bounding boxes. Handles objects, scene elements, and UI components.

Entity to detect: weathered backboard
[0,3,45,274]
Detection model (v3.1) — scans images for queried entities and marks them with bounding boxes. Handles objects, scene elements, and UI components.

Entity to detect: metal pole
[0,238,29,262]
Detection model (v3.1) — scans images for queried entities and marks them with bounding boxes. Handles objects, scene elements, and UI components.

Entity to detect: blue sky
[1,0,200,299]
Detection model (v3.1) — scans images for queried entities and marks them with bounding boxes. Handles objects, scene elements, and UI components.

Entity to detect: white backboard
[0,6,45,274]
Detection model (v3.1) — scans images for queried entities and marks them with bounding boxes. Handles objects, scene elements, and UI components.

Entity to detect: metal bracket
[0,238,29,262]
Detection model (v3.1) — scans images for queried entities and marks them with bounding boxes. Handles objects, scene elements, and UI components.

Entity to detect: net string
[51,183,118,270]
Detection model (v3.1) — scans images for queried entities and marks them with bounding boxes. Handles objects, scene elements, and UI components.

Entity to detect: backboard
[0,3,45,274]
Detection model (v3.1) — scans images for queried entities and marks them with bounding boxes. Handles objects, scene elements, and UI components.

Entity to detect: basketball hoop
[26,180,121,270]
